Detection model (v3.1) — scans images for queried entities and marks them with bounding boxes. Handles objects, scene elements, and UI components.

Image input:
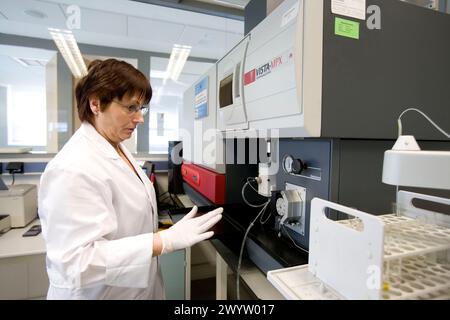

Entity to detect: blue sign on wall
[195,77,208,120]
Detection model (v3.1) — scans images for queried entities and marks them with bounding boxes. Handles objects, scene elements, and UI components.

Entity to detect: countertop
[0,219,45,259]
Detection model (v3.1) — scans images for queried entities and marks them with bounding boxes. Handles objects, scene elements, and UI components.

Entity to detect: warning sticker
[332,0,366,20]
[244,50,294,86]
[335,17,359,40]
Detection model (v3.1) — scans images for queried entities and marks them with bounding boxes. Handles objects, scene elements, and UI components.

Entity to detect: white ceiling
[0,0,242,118]
[0,44,55,88]
[0,0,245,60]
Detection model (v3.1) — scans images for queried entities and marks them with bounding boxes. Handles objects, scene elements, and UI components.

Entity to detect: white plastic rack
[268,191,450,300]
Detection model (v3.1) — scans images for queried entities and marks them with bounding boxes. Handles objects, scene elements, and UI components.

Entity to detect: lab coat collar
[79,122,121,159]
[79,122,157,215]
[115,131,158,217]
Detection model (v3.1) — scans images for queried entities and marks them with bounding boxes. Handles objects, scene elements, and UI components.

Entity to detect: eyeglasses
[113,100,149,116]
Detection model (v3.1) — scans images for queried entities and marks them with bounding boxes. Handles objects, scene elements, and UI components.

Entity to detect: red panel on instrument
[181,163,226,205]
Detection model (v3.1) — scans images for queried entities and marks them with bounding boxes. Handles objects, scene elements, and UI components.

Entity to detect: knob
[282,155,307,175]
[291,158,307,175]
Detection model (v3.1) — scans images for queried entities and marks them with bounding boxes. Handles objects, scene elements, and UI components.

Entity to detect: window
[0,45,56,151]
[149,57,213,154]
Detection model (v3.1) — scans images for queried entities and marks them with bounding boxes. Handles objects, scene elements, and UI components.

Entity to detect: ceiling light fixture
[12,57,47,67]
[48,28,87,79]
[164,44,192,83]
[24,9,48,19]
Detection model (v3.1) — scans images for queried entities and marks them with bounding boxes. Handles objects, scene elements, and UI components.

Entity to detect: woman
[38,59,222,300]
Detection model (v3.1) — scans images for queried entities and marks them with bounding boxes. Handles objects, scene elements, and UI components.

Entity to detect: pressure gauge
[282,155,307,175]
[282,155,294,174]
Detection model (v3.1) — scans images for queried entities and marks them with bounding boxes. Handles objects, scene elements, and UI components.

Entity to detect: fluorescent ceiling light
[150,70,168,79]
[12,57,47,67]
[164,44,192,83]
[24,9,48,19]
[48,28,87,79]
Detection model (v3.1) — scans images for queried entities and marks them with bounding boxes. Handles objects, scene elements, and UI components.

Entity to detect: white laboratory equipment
[182,65,225,174]
[0,184,37,228]
[217,0,322,137]
[214,0,449,140]
[267,140,450,300]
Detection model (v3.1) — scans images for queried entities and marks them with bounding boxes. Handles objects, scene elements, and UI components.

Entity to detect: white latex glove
[159,206,223,254]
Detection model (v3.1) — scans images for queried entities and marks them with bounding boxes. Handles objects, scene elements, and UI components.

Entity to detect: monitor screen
[219,74,233,108]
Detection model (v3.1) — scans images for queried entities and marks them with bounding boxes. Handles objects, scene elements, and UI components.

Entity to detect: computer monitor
[141,161,160,202]
[168,141,184,195]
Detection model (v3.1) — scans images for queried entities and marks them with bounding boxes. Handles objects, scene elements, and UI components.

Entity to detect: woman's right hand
[158,206,223,254]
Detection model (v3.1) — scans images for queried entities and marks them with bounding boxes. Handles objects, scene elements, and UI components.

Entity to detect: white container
[0,184,37,228]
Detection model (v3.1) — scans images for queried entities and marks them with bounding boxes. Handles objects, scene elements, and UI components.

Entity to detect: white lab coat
[38,122,165,299]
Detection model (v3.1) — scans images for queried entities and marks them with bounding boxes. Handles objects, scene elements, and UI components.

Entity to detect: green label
[335,17,360,40]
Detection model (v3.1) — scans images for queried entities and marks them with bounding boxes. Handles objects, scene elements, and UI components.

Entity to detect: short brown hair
[75,59,152,125]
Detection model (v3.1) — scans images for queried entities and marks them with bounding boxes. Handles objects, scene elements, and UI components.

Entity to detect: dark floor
[191,274,255,300]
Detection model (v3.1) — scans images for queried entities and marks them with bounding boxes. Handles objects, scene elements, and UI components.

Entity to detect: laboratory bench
[167,203,309,300]
[0,217,191,300]
[0,219,48,299]
[0,201,306,300]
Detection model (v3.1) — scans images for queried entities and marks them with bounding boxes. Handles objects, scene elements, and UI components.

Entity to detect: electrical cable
[158,191,180,208]
[158,195,172,204]
[159,194,170,201]
[241,182,267,208]
[236,201,270,300]
[235,176,277,298]
[395,108,449,215]
[244,178,273,225]
[259,203,272,225]
[246,177,260,194]
[241,177,271,208]
[281,224,309,254]
[169,193,181,208]
[158,191,169,198]
[398,108,450,139]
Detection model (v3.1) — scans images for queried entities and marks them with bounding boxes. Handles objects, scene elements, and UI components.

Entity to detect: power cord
[241,177,270,208]
[245,177,260,194]
[236,177,274,299]
[236,200,270,300]
[259,205,273,225]
[395,108,449,213]
[281,224,309,254]
[158,191,181,207]
[398,108,450,139]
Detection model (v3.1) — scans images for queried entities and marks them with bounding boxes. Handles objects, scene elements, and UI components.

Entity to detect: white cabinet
[0,254,48,299]
[0,220,48,299]
[160,249,190,300]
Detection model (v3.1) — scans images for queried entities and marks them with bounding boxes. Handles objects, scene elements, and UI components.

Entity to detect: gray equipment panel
[321,0,450,140]
[277,139,334,250]
[276,138,450,250]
